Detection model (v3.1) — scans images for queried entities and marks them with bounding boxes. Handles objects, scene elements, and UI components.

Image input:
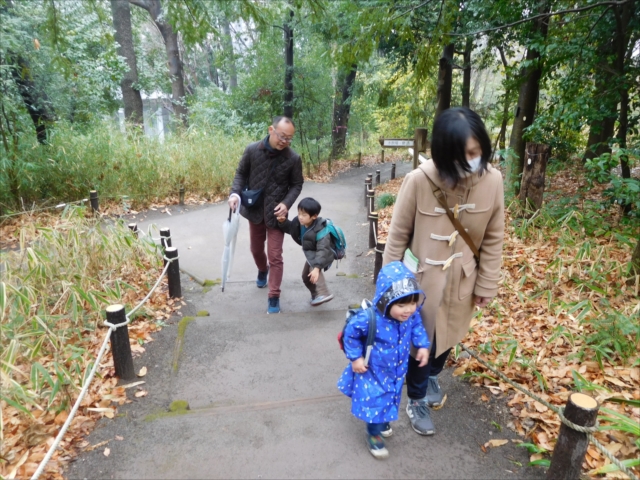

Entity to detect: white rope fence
[30,255,176,480]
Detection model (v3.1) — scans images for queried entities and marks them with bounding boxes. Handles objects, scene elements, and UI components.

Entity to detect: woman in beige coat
[383,107,504,436]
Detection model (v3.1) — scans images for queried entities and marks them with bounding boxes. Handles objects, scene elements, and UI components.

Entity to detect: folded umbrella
[221,207,241,292]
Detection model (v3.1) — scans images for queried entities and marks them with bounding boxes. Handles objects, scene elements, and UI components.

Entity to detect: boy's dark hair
[298,197,321,217]
[431,107,491,187]
[389,293,420,307]
[273,115,295,128]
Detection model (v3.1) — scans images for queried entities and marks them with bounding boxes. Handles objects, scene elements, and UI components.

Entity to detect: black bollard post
[106,305,135,380]
[367,187,375,219]
[90,190,99,213]
[381,149,385,164]
[376,170,381,186]
[128,223,138,233]
[546,393,599,480]
[160,227,172,248]
[368,212,378,249]
[374,241,386,284]
[179,186,185,206]
[357,152,362,167]
[364,175,372,207]
[391,163,396,180]
[165,247,182,298]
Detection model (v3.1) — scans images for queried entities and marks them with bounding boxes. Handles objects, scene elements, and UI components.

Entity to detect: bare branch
[389,0,439,22]
[128,0,149,12]
[447,0,631,37]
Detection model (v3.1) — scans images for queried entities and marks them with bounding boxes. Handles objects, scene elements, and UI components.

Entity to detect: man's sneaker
[267,297,280,314]
[380,423,393,438]
[406,399,435,435]
[425,376,446,409]
[310,294,334,306]
[366,435,389,459]
[256,268,269,288]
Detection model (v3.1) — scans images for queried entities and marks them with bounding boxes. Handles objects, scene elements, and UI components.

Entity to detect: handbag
[422,171,480,263]
[240,159,277,208]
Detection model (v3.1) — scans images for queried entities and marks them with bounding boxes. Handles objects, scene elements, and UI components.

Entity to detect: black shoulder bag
[240,159,277,208]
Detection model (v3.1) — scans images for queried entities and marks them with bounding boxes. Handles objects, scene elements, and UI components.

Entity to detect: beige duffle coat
[383,160,505,357]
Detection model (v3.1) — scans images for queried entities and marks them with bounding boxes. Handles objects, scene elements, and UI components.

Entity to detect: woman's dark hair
[430,107,492,187]
[298,197,321,216]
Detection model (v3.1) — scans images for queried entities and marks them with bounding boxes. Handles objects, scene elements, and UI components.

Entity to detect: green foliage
[581,311,640,365]
[377,192,396,209]
[585,153,640,218]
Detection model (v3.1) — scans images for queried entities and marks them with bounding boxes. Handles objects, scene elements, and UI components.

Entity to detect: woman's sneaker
[366,435,389,459]
[406,399,435,435]
[380,423,393,438]
[425,376,446,409]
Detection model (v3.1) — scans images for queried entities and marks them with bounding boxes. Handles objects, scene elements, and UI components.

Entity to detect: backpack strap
[363,306,376,366]
[421,170,480,263]
[315,219,332,241]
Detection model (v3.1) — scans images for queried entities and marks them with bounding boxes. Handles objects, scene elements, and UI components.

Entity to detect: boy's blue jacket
[337,261,430,424]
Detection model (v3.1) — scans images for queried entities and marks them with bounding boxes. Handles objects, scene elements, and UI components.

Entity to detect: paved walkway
[67,161,540,479]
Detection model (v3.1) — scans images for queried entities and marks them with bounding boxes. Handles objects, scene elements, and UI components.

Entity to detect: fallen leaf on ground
[104,447,110,457]
[134,390,148,398]
[485,439,509,448]
[115,435,124,441]
[120,381,145,389]
[137,366,147,377]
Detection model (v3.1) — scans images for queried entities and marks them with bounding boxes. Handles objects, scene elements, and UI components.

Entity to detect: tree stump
[519,143,550,211]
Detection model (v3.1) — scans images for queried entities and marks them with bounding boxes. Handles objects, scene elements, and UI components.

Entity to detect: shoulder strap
[421,170,480,262]
[363,307,376,366]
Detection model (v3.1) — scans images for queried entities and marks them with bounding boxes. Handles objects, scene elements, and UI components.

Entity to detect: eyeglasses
[273,130,293,144]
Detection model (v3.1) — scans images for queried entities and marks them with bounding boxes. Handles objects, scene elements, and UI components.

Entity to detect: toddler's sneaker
[267,297,280,314]
[380,423,393,438]
[256,268,269,288]
[406,399,435,435]
[310,294,334,306]
[366,435,389,459]
[425,376,446,409]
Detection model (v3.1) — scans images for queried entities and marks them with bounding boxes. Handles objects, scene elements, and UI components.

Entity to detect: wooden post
[128,223,138,233]
[391,163,396,180]
[519,143,550,211]
[165,247,182,298]
[381,149,385,164]
[546,393,599,480]
[367,187,375,218]
[160,227,172,248]
[364,175,372,207]
[376,170,381,186]
[357,151,362,167]
[413,127,428,169]
[374,241,386,284]
[90,190,99,213]
[179,186,185,206]
[106,305,135,380]
[368,212,378,249]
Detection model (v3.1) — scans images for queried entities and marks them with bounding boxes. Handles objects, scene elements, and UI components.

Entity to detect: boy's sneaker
[406,399,435,435]
[380,423,393,438]
[310,294,334,306]
[425,376,446,409]
[366,435,389,459]
[256,268,269,288]
[267,297,280,314]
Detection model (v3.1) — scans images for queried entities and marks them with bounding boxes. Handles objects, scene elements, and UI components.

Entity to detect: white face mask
[467,156,482,173]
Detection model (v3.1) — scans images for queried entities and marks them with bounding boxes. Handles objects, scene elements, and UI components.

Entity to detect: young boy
[276,197,334,306]
[337,261,430,459]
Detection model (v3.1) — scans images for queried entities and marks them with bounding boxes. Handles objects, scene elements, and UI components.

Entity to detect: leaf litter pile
[375,165,639,478]
[0,207,182,479]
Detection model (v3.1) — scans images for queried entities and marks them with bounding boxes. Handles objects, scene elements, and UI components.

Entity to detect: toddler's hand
[351,357,368,373]
[416,348,429,367]
[277,215,286,223]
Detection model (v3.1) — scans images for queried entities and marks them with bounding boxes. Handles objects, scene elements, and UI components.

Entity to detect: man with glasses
[228,116,304,314]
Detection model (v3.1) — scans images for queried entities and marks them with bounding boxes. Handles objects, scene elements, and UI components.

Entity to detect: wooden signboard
[379,138,414,148]
[379,128,429,168]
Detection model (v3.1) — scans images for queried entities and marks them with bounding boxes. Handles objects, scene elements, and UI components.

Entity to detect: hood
[374,261,425,318]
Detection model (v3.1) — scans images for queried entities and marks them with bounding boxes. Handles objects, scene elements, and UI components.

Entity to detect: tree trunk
[509,5,549,194]
[519,142,550,212]
[205,41,219,87]
[130,0,188,127]
[283,8,294,118]
[631,237,640,277]
[111,0,143,126]
[221,17,237,91]
[434,43,454,121]
[462,38,472,108]
[331,64,357,159]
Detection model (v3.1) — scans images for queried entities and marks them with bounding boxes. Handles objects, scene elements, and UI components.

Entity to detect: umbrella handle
[228,208,232,221]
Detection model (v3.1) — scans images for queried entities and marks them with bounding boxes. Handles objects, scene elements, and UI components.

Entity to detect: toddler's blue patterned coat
[337,261,430,424]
